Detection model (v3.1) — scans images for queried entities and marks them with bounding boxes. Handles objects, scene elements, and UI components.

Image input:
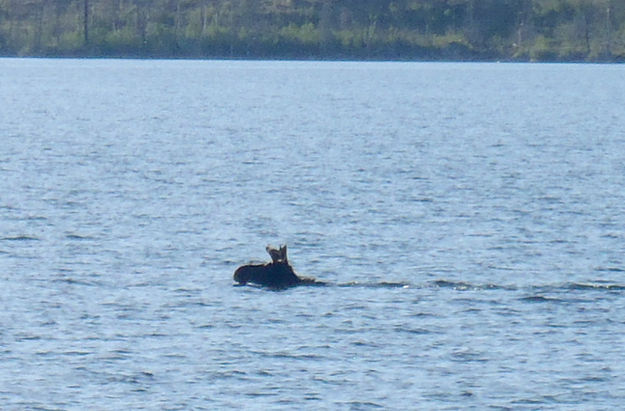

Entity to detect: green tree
[0,0,624,61]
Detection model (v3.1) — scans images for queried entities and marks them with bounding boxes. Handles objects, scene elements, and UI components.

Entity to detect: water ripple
[2,235,40,241]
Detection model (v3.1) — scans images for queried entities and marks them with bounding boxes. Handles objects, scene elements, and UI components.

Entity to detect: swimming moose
[233,245,323,289]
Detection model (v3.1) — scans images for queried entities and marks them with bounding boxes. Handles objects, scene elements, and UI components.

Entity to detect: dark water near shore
[2,59,625,409]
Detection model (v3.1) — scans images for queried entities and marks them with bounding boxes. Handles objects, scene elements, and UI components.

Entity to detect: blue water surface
[1,58,625,409]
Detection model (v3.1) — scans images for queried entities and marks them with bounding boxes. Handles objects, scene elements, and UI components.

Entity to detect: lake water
[1,58,625,409]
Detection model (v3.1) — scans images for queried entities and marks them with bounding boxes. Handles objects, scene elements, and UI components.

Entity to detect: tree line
[1,0,623,61]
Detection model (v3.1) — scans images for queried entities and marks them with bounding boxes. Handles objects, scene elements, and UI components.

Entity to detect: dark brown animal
[233,245,323,289]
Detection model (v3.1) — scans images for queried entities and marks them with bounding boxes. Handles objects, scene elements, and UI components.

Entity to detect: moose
[233,245,323,289]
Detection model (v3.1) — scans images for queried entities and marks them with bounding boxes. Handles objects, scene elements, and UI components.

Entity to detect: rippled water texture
[1,59,625,409]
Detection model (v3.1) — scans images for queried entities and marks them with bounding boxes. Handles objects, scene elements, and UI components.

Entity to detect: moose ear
[280,244,288,262]
[266,245,282,263]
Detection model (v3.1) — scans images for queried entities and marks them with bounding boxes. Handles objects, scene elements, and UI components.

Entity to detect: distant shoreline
[2,1,623,65]
[2,54,623,64]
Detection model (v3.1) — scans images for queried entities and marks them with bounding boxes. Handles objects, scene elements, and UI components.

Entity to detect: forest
[1,0,623,62]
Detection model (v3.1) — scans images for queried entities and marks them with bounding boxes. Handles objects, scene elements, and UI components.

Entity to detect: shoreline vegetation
[1,0,624,63]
